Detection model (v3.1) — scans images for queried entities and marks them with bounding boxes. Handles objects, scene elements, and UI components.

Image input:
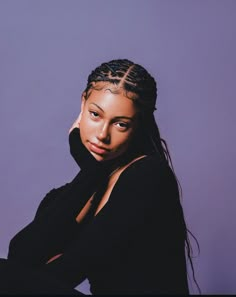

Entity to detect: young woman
[0,59,199,294]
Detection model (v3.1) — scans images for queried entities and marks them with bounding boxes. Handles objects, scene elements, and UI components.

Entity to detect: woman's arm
[7,153,113,266]
[41,156,185,289]
[34,183,71,219]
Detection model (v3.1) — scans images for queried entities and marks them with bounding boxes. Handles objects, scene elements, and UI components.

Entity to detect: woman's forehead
[85,88,139,118]
[86,81,138,99]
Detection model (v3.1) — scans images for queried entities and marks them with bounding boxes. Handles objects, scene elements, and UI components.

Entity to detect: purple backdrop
[0,0,235,294]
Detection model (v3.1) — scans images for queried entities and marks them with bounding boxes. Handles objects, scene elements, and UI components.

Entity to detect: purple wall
[0,0,235,294]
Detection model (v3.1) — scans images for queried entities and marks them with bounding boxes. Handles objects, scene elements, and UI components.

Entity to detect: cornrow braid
[83,59,201,294]
[84,59,157,113]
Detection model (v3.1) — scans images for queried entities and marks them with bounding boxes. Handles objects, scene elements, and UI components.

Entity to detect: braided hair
[83,59,201,293]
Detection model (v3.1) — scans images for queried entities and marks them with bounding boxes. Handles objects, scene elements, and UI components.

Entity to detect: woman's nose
[96,123,110,143]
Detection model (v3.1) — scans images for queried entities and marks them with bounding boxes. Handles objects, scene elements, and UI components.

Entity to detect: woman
[0,59,199,294]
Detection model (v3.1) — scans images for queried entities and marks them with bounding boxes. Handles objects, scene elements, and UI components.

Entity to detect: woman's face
[79,87,139,161]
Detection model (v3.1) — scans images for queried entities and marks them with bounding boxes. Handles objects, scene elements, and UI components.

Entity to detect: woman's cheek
[115,137,132,154]
[80,118,97,142]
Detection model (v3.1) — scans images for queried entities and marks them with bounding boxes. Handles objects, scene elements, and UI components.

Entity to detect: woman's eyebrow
[89,103,134,121]
[113,116,134,121]
[90,102,104,112]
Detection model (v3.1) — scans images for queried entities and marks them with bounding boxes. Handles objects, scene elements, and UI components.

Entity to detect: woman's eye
[116,122,129,130]
[89,111,99,118]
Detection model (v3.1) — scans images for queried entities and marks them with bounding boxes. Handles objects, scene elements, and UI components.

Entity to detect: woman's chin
[89,151,108,162]
[89,150,121,162]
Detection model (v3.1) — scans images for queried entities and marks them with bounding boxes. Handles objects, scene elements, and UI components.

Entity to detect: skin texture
[71,86,139,162]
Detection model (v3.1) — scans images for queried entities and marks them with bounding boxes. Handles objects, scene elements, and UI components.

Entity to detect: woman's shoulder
[108,152,180,210]
[124,153,170,175]
[120,152,175,186]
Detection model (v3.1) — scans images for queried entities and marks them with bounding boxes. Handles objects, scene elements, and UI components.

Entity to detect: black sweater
[6,128,189,294]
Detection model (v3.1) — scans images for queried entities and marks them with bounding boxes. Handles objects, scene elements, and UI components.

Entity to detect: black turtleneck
[3,128,189,294]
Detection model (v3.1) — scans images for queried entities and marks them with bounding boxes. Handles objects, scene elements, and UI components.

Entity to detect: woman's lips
[88,142,109,155]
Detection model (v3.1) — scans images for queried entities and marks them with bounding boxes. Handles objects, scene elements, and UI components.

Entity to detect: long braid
[84,59,201,294]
